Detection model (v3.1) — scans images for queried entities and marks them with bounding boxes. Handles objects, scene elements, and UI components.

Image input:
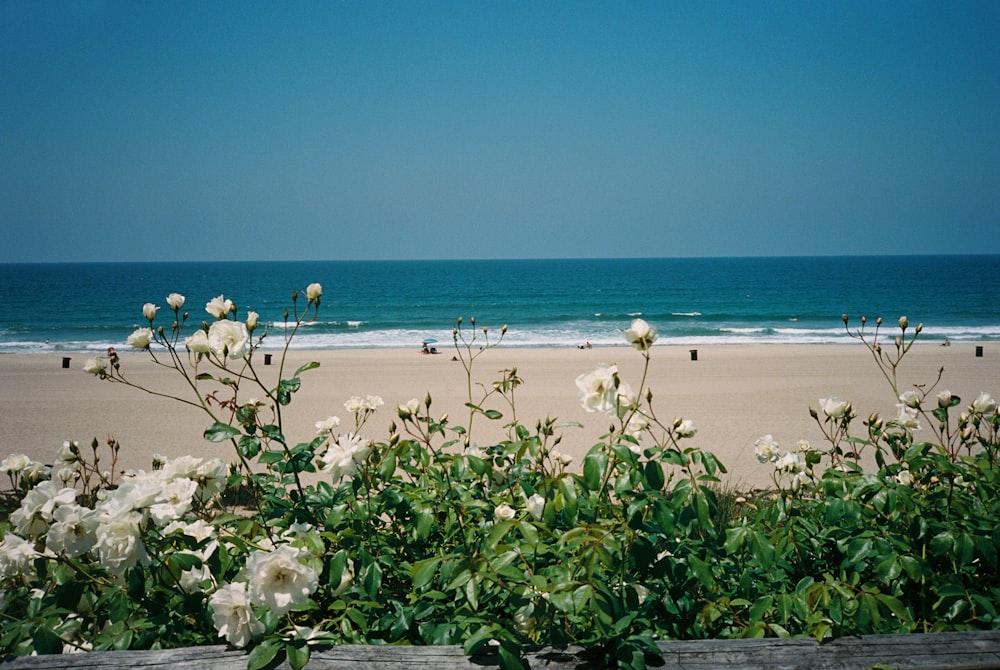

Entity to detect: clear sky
[1,1,997,262]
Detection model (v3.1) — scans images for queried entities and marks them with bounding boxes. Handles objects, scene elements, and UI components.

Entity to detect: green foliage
[1,297,998,669]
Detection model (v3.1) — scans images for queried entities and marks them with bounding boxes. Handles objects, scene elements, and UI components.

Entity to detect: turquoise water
[1,256,997,353]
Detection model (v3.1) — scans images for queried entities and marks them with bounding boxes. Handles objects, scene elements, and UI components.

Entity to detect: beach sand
[2,342,996,490]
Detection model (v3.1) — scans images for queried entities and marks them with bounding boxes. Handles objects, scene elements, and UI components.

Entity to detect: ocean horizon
[1,255,998,354]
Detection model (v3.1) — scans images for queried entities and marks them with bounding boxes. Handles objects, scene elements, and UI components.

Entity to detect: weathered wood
[3,631,999,669]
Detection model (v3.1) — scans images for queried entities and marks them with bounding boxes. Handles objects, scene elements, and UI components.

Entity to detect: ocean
[1,256,998,354]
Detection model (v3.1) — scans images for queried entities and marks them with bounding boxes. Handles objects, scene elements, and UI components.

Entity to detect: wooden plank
[2,631,999,669]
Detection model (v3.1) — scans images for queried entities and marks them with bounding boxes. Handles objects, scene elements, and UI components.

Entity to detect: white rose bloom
[895,468,914,487]
[625,413,649,441]
[623,318,658,351]
[314,415,342,436]
[10,480,77,537]
[776,451,804,473]
[898,390,922,409]
[163,519,216,543]
[305,283,323,301]
[675,419,697,438]
[398,398,421,419]
[364,395,384,411]
[318,433,373,481]
[494,503,516,521]
[575,364,619,414]
[526,493,545,521]
[550,448,573,466]
[127,327,153,350]
[246,545,319,615]
[166,293,186,310]
[819,396,850,419]
[142,303,159,321]
[971,392,997,415]
[148,477,198,526]
[56,441,78,465]
[245,311,259,331]
[754,435,781,463]
[936,390,955,409]
[163,456,229,502]
[47,504,98,558]
[185,329,211,354]
[208,319,250,360]
[21,461,50,486]
[210,582,264,648]
[94,511,149,576]
[1,453,31,474]
[82,357,105,376]
[205,295,234,319]
[344,396,365,414]
[0,533,39,581]
[894,404,922,431]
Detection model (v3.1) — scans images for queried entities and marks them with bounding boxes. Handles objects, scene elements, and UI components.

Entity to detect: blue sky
[1,1,997,262]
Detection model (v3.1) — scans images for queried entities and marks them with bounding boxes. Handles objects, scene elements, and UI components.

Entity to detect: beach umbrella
[422,338,438,344]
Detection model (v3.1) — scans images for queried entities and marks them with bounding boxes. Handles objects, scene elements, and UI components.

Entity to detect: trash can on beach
[264,353,273,365]
[62,356,71,369]
[689,349,698,361]
[976,346,984,358]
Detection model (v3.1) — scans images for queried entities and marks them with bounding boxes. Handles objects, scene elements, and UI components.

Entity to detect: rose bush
[0,296,997,670]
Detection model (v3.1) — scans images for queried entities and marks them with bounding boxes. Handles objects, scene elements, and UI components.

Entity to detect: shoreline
[1,342,996,490]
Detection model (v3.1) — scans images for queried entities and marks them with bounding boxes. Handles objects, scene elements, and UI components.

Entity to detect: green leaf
[32,626,63,654]
[286,640,309,670]
[204,421,241,442]
[644,460,665,490]
[483,409,503,420]
[583,452,607,491]
[247,639,281,670]
[294,361,320,376]
[411,558,442,590]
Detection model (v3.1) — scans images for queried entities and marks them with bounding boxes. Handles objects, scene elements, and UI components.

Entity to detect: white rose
[898,390,922,409]
[245,311,259,331]
[166,293,186,310]
[526,493,545,521]
[82,357,105,376]
[208,320,249,360]
[575,364,619,414]
[895,468,914,487]
[0,534,39,581]
[894,404,922,430]
[494,503,516,521]
[94,511,149,576]
[246,545,319,615]
[776,451,804,473]
[210,582,264,648]
[675,419,697,438]
[1,453,31,474]
[819,396,849,419]
[936,390,955,409]
[364,395,384,410]
[148,477,198,526]
[305,283,323,301]
[205,295,234,319]
[185,329,211,354]
[623,318,658,351]
[314,415,341,436]
[142,303,159,321]
[317,433,372,481]
[55,441,78,465]
[47,504,98,558]
[398,398,421,419]
[971,392,997,415]
[344,396,365,414]
[754,435,780,463]
[127,327,153,350]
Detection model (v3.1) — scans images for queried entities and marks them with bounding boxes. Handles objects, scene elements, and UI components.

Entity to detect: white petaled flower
[494,504,516,521]
[94,511,149,576]
[675,419,697,438]
[1,453,31,474]
[364,395,384,411]
[936,390,955,409]
[210,582,264,648]
[894,404,922,431]
[895,468,914,487]
[162,455,229,502]
[185,329,211,354]
[10,481,77,537]
[166,293,185,310]
[623,318,658,351]
[82,358,105,376]
[796,439,812,453]
[56,441,79,465]
[148,477,198,526]
[344,396,365,414]
[971,392,997,415]
[142,303,159,321]
[208,320,250,360]
[550,448,573,466]
[205,295,234,319]
[22,461,50,486]
[162,518,216,543]
[127,327,153,350]
[246,545,319,615]
[314,415,341,436]
[398,398,420,419]
[318,434,373,481]
[46,504,99,558]
[899,390,922,409]
[819,396,849,419]
[754,435,781,463]
[526,493,545,521]
[305,283,323,301]
[245,311,259,331]
[575,364,619,414]
[0,533,39,581]
[625,412,649,441]
[776,451,804,473]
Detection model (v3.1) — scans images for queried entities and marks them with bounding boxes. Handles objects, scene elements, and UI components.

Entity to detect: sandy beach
[2,342,996,490]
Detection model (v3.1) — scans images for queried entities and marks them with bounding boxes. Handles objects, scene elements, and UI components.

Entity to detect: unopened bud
[898,316,908,330]
[457,316,463,325]
[646,388,653,403]
[961,426,975,441]
[861,315,867,324]
[915,323,923,334]
[291,290,298,301]
[842,313,848,324]
[425,393,432,408]
[875,317,882,326]
[809,407,819,419]
[501,324,508,334]
[470,316,476,326]
[439,413,448,424]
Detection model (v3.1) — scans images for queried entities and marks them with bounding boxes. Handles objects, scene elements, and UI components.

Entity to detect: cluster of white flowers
[317,433,373,482]
[0,451,228,580]
[344,395,384,414]
[755,435,815,492]
[209,544,320,647]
